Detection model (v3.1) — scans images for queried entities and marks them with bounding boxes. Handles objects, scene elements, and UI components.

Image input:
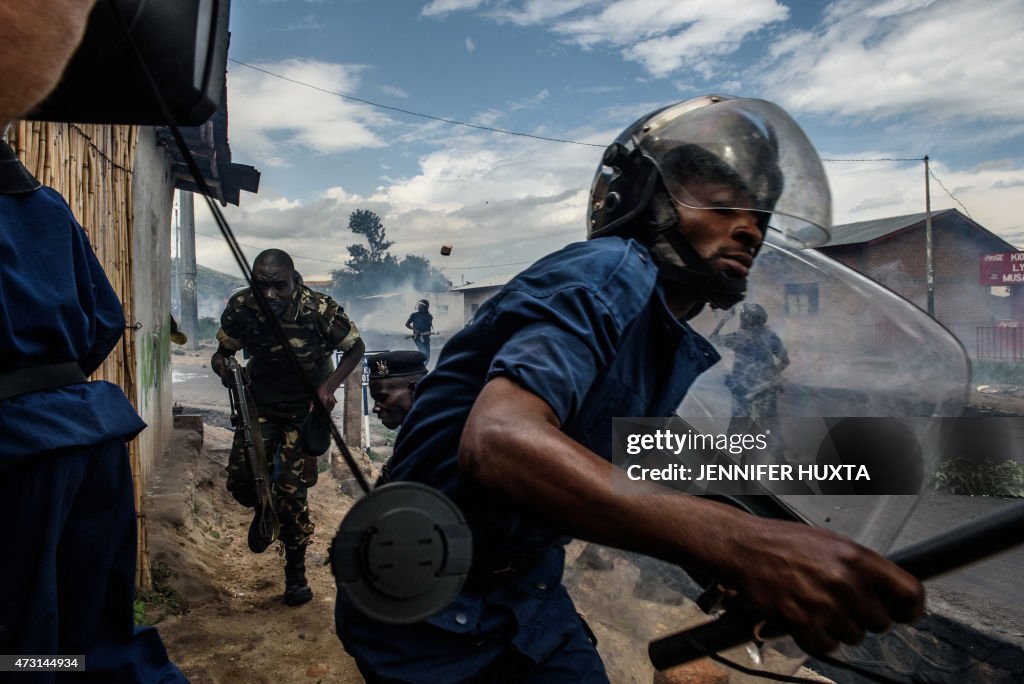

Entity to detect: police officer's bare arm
[458,376,924,656]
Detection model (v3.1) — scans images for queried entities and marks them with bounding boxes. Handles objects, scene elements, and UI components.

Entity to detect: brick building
[817,209,1022,359]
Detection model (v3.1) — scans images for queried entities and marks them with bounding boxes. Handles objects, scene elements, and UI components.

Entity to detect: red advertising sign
[980,251,1024,285]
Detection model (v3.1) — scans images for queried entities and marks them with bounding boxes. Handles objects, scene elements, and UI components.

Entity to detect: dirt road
[148,347,365,683]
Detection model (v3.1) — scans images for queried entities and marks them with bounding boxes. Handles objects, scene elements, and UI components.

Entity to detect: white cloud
[488,0,788,77]
[246,196,303,212]
[423,0,786,78]
[214,0,1024,284]
[197,128,603,281]
[864,0,939,18]
[421,0,485,17]
[763,0,1024,123]
[378,84,410,99]
[284,14,326,31]
[466,37,476,53]
[509,89,550,111]
[491,0,601,26]
[227,59,390,167]
[825,155,1024,245]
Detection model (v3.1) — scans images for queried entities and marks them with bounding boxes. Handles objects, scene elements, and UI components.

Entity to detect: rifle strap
[0,361,87,402]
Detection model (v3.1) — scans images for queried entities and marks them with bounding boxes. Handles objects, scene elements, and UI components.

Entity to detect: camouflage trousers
[226,405,319,548]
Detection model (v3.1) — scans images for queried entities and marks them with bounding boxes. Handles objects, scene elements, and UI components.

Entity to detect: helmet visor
[636,98,832,247]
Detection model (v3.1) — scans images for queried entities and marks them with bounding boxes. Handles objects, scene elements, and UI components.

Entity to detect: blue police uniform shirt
[339,236,720,670]
[0,180,145,467]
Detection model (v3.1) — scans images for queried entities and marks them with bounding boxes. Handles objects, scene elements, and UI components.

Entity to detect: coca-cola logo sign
[980,251,1024,284]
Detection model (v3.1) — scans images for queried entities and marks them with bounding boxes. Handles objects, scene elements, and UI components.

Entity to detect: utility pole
[924,155,935,317]
[179,190,199,349]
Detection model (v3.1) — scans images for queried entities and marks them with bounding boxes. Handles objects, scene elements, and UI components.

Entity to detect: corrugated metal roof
[823,208,1018,253]
[823,210,946,246]
[450,273,516,291]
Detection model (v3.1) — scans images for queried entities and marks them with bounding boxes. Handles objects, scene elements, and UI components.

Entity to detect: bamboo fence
[8,120,152,589]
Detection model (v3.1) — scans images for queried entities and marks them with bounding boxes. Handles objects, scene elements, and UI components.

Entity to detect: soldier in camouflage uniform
[212,249,364,606]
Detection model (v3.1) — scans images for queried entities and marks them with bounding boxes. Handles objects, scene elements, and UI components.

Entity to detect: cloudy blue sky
[193,0,1024,283]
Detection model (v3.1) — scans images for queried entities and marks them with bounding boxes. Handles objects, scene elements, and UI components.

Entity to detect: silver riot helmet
[739,302,767,329]
[588,95,832,309]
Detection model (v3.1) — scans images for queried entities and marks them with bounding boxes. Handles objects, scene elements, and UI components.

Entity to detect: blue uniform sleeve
[77,227,126,376]
[486,295,615,426]
[482,241,656,427]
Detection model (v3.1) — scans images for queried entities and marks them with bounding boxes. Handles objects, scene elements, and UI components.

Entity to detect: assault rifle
[224,357,280,553]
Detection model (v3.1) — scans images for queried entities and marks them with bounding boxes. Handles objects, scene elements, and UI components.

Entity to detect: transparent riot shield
[567,242,971,682]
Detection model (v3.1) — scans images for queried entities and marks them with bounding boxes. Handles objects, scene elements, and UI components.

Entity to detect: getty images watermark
[623,428,868,483]
[611,417,938,496]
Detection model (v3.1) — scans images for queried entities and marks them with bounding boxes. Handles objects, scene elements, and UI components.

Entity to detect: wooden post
[336,365,366,479]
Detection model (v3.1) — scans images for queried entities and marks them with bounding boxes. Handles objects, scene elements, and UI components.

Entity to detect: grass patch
[932,457,1024,498]
[134,561,188,626]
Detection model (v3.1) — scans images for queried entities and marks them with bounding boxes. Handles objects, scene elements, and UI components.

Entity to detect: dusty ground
[149,346,751,683]
[146,347,366,683]
[148,346,946,682]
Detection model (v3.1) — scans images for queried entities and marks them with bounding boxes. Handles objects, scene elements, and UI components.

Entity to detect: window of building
[785,283,819,316]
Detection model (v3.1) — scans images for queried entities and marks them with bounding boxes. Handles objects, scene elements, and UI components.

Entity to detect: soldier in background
[212,248,364,606]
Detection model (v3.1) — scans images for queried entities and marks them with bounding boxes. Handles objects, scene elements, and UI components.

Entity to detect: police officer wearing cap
[367,350,428,430]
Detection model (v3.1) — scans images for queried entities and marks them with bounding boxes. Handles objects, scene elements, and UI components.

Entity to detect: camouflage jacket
[216,285,360,406]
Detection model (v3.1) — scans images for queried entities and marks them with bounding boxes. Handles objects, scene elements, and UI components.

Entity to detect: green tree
[401,254,451,292]
[345,209,396,271]
[329,210,450,299]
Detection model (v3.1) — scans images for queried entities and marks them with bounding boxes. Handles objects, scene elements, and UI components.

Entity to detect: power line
[196,230,536,273]
[822,155,973,217]
[195,230,349,266]
[229,58,606,148]
[224,63,986,219]
[441,259,535,271]
[928,167,972,218]
[819,156,925,161]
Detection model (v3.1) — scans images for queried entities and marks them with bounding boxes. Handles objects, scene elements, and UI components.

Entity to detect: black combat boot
[283,544,313,607]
